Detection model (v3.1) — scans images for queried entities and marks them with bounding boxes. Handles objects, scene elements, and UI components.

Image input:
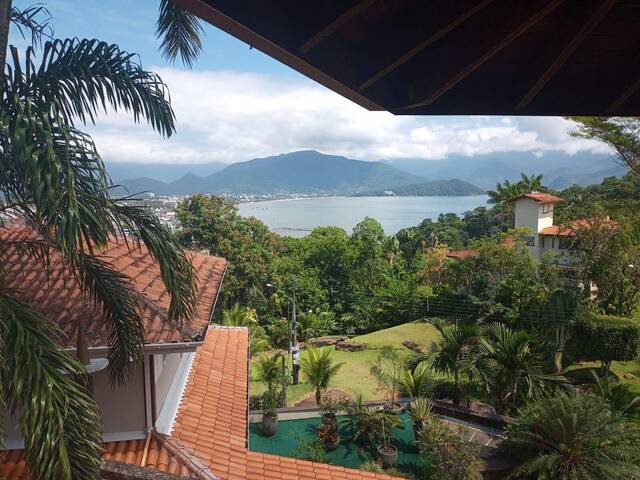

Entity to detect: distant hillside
[381,151,626,189]
[117,150,426,195]
[354,179,485,197]
[106,161,226,183]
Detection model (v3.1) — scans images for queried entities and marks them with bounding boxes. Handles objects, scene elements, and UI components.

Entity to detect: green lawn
[250,321,441,406]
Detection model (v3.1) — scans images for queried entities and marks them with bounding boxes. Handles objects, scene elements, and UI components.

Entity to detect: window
[542,203,552,214]
[558,237,570,250]
[524,235,536,247]
[541,236,546,248]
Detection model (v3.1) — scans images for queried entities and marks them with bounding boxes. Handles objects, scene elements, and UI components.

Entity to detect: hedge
[567,313,640,369]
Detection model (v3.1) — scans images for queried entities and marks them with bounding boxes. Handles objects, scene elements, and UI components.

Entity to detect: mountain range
[111,151,475,196]
[380,151,626,189]
[107,149,626,197]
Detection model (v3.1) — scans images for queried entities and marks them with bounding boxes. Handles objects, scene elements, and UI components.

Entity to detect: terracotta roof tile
[540,218,618,237]
[511,192,563,203]
[0,225,227,348]
[0,434,204,479]
[171,327,400,480]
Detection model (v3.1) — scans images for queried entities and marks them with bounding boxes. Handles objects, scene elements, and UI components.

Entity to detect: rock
[311,336,347,347]
[335,341,365,352]
[402,340,423,353]
[623,373,637,379]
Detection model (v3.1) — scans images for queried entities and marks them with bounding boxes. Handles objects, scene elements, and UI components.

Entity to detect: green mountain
[354,179,485,196]
[118,150,427,195]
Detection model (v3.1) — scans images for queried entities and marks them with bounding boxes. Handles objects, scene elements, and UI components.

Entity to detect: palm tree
[222,304,270,355]
[475,323,562,413]
[0,1,204,69]
[519,172,544,192]
[411,318,479,405]
[254,353,284,392]
[300,346,344,405]
[502,392,640,479]
[0,8,198,479]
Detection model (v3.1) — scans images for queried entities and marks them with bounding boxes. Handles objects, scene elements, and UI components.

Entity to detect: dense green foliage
[354,178,485,196]
[502,391,640,479]
[567,313,640,373]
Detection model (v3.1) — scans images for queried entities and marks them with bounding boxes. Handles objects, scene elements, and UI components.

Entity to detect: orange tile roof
[446,248,478,259]
[0,225,227,349]
[540,218,618,237]
[511,192,563,203]
[171,326,399,480]
[0,327,400,480]
[0,435,206,479]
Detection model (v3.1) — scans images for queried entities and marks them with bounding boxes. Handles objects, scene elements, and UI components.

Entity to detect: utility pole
[291,285,300,385]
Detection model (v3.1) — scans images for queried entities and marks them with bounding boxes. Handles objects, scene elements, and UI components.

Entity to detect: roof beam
[516,0,617,111]
[400,0,565,110]
[359,0,495,90]
[299,0,379,54]
[608,77,640,113]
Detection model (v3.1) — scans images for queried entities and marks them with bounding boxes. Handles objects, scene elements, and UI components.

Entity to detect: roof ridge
[154,433,220,480]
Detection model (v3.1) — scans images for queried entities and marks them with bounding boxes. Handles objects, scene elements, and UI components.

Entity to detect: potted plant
[316,422,340,451]
[320,397,344,428]
[377,417,398,468]
[408,397,434,440]
[261,389,279,437]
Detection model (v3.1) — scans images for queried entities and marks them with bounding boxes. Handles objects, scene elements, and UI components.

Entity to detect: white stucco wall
[1,360,148,448]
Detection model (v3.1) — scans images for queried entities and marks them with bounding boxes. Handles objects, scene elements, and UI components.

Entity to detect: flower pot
[261,414,278,437]
[324,435,340,451]
[321,413,337,429]
[377,444,398,468]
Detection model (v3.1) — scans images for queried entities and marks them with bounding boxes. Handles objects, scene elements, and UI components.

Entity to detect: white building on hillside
[512,192,572,263]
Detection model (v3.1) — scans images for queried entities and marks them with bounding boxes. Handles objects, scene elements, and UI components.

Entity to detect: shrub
[567,313,640,373]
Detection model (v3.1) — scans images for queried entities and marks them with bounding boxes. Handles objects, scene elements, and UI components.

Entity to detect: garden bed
[248,412,427,477]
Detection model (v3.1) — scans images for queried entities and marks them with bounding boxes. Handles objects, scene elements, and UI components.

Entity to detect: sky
[10,0,612,165]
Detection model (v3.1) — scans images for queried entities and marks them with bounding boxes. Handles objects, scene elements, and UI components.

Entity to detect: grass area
[250,321,440,406]
[249,412,426,476]
[568,359,640,395]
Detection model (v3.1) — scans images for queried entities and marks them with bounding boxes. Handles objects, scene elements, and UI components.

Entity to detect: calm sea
[238,195,489,237]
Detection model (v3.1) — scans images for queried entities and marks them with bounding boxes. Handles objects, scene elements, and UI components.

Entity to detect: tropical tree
[502,392,640,479]
[411,318,480,405]
[487,173,546,204]
[296,310,336,341]
[300,346,344,405]
[369,345,404,404]
[254,353,284,393]
[569,117,640,177]
[222,304,270,355]
[0,5,199,478]
[475,323,562,413]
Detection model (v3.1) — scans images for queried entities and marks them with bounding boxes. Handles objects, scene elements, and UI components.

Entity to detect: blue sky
[9,0,610,165]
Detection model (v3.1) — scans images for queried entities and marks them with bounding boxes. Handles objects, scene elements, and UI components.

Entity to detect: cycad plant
[0,3,206,478]
[300,346,344,405]
[475,323,563,414]
[502,392,640,479]
[401,364,433,398]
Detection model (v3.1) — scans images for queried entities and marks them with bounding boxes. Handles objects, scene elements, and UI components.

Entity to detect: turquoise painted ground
[248,412,428,476]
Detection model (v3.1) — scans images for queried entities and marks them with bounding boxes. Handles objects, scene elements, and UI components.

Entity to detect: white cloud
[85,68,612,164]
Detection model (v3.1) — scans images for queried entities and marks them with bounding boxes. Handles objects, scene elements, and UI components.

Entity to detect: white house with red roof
[512,192,571,263]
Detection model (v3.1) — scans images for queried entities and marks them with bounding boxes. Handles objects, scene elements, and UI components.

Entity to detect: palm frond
[75,253,144,385]
[0,294,102,480]
[5,39,175,136]
[114,203,197,325]
[156,0,204,68]
[10,4,53,47]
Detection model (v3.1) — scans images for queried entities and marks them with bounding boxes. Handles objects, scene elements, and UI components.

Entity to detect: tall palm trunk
[0,0,11,70]
[315,388,322,406]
